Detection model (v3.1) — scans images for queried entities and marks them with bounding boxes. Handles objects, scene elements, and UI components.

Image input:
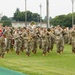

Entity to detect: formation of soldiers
[0,24,75,58]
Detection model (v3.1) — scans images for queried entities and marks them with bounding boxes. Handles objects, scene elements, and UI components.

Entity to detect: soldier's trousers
[0,42,5,57]
[15,39,22,54]
[72,38,75,53]
[38,39,42,49]
[56,37,64,53]
[42,40,47,55]
[5,39,11,52]
[32,41,37,54]
[26,42,31,56]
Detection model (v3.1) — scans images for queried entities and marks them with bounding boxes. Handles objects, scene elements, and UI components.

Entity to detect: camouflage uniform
[46,32,51,53]
[49,29,55,51]
[63,28,69,44]
[25,29,32,56]
[14,32,22,55]
[68,29,72,45]
[71,27,75,53]
[37,28,42,49]
[55,27,64,54]
[0,36,5,58]
[41,29,47,56]
[4,30,12,53]
[32,33,37,54]
[26,39,31,57]
[21,32,26,52]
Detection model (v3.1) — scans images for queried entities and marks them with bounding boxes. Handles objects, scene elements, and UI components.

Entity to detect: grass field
[0,44,75,75]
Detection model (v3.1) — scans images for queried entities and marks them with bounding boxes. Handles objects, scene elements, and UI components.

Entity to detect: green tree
[50,13,75,27]
[13,8,20,21]
[2,20,12,27]
[32,13,40,22]
[1,16,9,21]
[27,11,33,22]
[13,8,41,22]
[1,16,12,27]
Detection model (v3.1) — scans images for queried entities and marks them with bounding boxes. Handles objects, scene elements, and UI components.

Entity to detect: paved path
[0,67,26,75]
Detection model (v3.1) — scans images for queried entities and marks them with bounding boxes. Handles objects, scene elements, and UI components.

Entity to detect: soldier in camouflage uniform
[14,29,22,55]
[50,28,55,51]
[21,28,26,52]
[37,28,43,49]
[0,25,5,58]
[41,28,47,56]
[71,25,75,53]
[54,26,64,54]
[25,28,32,57]
[46,29,51,53]
[32,31,37,54]
[4,27,12,53]
[47,28,55,51]
[63,28,69,44]
[0,36,5,58]
[68,28,72,45]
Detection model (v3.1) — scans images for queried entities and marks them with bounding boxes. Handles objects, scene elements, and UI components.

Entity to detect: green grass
[0,44,75,75]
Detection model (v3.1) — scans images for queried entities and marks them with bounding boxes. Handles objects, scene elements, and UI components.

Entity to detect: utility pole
[71,0,75,27]
[25,0,27,27]
[40,3,42,27]
[46,0,50,29]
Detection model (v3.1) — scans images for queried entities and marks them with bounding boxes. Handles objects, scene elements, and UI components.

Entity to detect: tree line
[0,8,75,27]
[0,8,42,27]
[50,13,75,27]
[13,8,41,22]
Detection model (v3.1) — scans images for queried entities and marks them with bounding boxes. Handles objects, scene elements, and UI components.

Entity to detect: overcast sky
[0,0,75,18]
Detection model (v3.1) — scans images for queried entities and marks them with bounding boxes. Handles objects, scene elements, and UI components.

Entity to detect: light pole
[25,0,27,27]
[71,0,75,27]
[40,4,42,27]
[46,0,50,29]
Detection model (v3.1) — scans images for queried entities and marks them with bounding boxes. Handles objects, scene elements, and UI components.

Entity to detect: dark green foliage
[13,8,41,22]
[1,16,9,21]
[1,16,12,27]
[50,13,75,27]
[13,8,20,21]
[2,20,12,27]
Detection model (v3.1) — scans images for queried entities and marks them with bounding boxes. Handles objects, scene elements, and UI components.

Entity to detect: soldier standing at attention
[47,28,55,52]
[71,25,75,53]
[38,27,43,49]
[63,27,69,44]
[0,24,5,58]
[54,25,64,54]
[32,31,37,54]
[46,29,51,53]
[50,28,55,51]
[14,28,21,55]
[0,34,5,58]
[41,28,47,56]
[4,27,12,53]
[25,28,31,57]
[21,28,26,52]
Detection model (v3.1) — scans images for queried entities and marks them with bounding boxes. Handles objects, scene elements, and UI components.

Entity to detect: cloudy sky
[0,0,74,18]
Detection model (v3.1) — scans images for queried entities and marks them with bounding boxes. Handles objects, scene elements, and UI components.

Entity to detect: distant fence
[12,22,48,28]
